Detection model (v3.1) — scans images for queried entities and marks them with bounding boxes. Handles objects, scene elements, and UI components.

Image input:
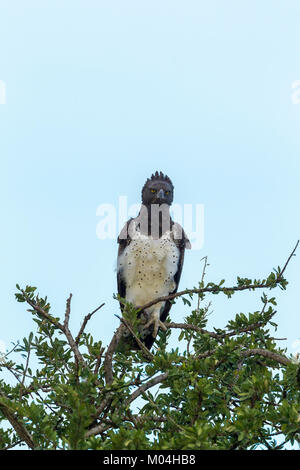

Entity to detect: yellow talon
[143,311,167,337]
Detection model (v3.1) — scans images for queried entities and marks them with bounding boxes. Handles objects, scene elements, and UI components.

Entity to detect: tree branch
[239,348,291,367]
[165,322,220,339]
[75,303,105,345]
[22,291,86,368]
[23,292,65,331]
[277,239,299,280]
[62,294,86,368]
[189,347,291,367]
[103,324,127,386]
[165,309,277,341]
[0,392,35,450]
[84,422,110,439]
[137,240,299,313]
[126,372,169,405]
[116,315,154,361]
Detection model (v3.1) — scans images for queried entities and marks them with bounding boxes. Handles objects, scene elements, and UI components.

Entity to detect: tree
[0,242,300,451]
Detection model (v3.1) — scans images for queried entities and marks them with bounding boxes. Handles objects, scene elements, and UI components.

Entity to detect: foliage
[0,245,300,450]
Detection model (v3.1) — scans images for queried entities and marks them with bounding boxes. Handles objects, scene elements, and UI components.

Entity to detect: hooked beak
[155,189,165,202]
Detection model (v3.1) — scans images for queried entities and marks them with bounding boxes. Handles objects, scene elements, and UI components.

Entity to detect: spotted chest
[117,229,180,310]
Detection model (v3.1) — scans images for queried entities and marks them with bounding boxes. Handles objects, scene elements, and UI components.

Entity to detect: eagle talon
[143,312,167,338]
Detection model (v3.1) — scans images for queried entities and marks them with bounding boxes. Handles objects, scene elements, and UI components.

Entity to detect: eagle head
[141,171,174,207]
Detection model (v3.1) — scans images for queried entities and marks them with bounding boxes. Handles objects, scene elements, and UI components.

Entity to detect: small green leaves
[3,248,299,451]
[182,297,191,307]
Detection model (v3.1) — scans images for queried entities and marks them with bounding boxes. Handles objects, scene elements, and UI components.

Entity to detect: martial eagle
[117,171,191,350]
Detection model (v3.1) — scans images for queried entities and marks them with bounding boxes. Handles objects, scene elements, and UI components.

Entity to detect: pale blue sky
[0,1,300,368]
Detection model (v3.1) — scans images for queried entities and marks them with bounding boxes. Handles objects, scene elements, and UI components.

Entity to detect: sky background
[0,0,300,411]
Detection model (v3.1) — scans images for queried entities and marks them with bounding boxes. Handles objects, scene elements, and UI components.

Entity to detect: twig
[63,293,72,330]
[165,307,277,342]
[165,322,220,339]
[197,256,208,312]
[94,346,105,376]
[75,303,105,345]
[103,313,154,387]
[3,439,23,450]
[3,342,20,358]
[144,391,186,433]
[23,292,65,331]
[62,294,86,368]
[138,284,275,313]
[116,315,154,361]
[277,240,299,280]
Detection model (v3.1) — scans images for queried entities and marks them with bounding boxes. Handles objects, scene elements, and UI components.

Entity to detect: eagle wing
[117,218,133,303]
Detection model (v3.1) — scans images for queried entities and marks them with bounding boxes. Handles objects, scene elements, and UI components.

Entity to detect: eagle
[117,171,191,350]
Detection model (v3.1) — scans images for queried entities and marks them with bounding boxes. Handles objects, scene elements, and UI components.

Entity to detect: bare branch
[277,239,299,280]
[62,294,86,368]
[75,303,105,345]
[197,256,209,312]
[63,293,72,330]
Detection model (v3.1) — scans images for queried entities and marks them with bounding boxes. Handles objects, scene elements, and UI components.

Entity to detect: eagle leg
[143,310,167,338]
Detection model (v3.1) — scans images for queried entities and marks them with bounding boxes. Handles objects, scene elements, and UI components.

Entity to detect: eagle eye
[150,189,156,193]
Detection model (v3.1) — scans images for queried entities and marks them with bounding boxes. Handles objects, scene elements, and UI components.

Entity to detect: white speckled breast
[118,223,180,310]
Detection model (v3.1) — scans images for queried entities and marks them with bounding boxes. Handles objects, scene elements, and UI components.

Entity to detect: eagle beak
[156,189,165,200]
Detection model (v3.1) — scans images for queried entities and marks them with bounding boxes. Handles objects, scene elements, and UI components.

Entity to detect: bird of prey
[117,171,191,350]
